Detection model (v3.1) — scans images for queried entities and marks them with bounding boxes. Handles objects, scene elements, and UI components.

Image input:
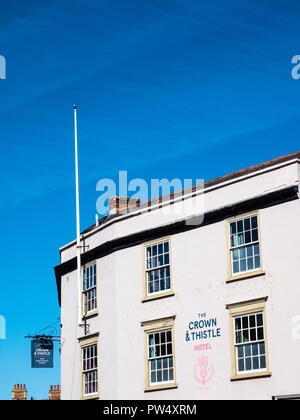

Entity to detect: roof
[80,150,300,233]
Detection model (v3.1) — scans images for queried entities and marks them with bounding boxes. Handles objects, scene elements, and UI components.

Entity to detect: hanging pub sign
[31,338,53,368]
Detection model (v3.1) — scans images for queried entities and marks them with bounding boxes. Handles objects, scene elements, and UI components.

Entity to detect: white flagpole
[73,105,82,326]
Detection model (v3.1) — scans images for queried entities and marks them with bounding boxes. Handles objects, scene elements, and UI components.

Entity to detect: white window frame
[82,262,97,315]
[79,334,100,400]
[234,311,266,375]
[227,211,264,281]
[226,297,271,381]
[148,329,174,386]
[82,343,98,397]
[141,316,177,392]
[230,214,260,275]
[145,239,171,297]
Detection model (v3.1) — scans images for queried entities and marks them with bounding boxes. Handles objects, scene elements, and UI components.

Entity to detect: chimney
[49,385,61,400]
[108,196,140,215]
[12,384,27,400]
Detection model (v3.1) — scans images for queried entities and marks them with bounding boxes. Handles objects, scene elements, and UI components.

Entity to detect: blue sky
[1,0,300,399]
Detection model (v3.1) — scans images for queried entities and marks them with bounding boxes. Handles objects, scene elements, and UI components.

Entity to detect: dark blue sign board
[31,339,53,368]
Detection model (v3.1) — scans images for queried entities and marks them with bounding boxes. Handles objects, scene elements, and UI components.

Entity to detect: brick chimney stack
[108,196,140,215]
[49,385,61,400]
[12,384,27,400]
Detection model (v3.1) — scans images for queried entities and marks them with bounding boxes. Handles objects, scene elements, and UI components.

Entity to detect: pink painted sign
[193,355,214,389]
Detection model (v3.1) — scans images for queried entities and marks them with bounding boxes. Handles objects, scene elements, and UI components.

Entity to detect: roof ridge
[115,150,300,213]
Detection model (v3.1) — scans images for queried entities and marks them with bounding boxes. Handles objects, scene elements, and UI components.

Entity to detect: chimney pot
[49,384,61,400]
[12,383,27,400]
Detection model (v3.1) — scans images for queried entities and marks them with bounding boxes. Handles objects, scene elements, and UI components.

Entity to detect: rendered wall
[60,161,300,399]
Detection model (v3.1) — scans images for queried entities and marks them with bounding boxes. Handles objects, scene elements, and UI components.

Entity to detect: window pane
[237,346,244,358]
[231,236,236,247]
[233,261,239,273]
[252,343,258,356]
[246,245,253,257]
[245,231,251,244]
[148,282,153,294]
[237,220,243,232]
[235,318,241,330]
[237,233,244,246]
[252,229,258,242]
[230,222,236,234]
[240,259,246,272]
[247,257,254,270]
[244,218,250,231]
[260,356,266,369]
[257,328,264,340]
[259,342,265,355]
[250,329,256,341]
[251,216,258,229]
[242,330,249,343]
[242,317,248,329]
[253,356,259,370]
[245,357,252,371]
[256,313,263,326]
[149,347,155,358]
[238,359,245,372]
[254,243,260,256]
[245,344,251,357]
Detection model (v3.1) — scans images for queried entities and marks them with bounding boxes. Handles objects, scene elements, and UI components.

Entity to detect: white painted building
[55,151,300,400]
